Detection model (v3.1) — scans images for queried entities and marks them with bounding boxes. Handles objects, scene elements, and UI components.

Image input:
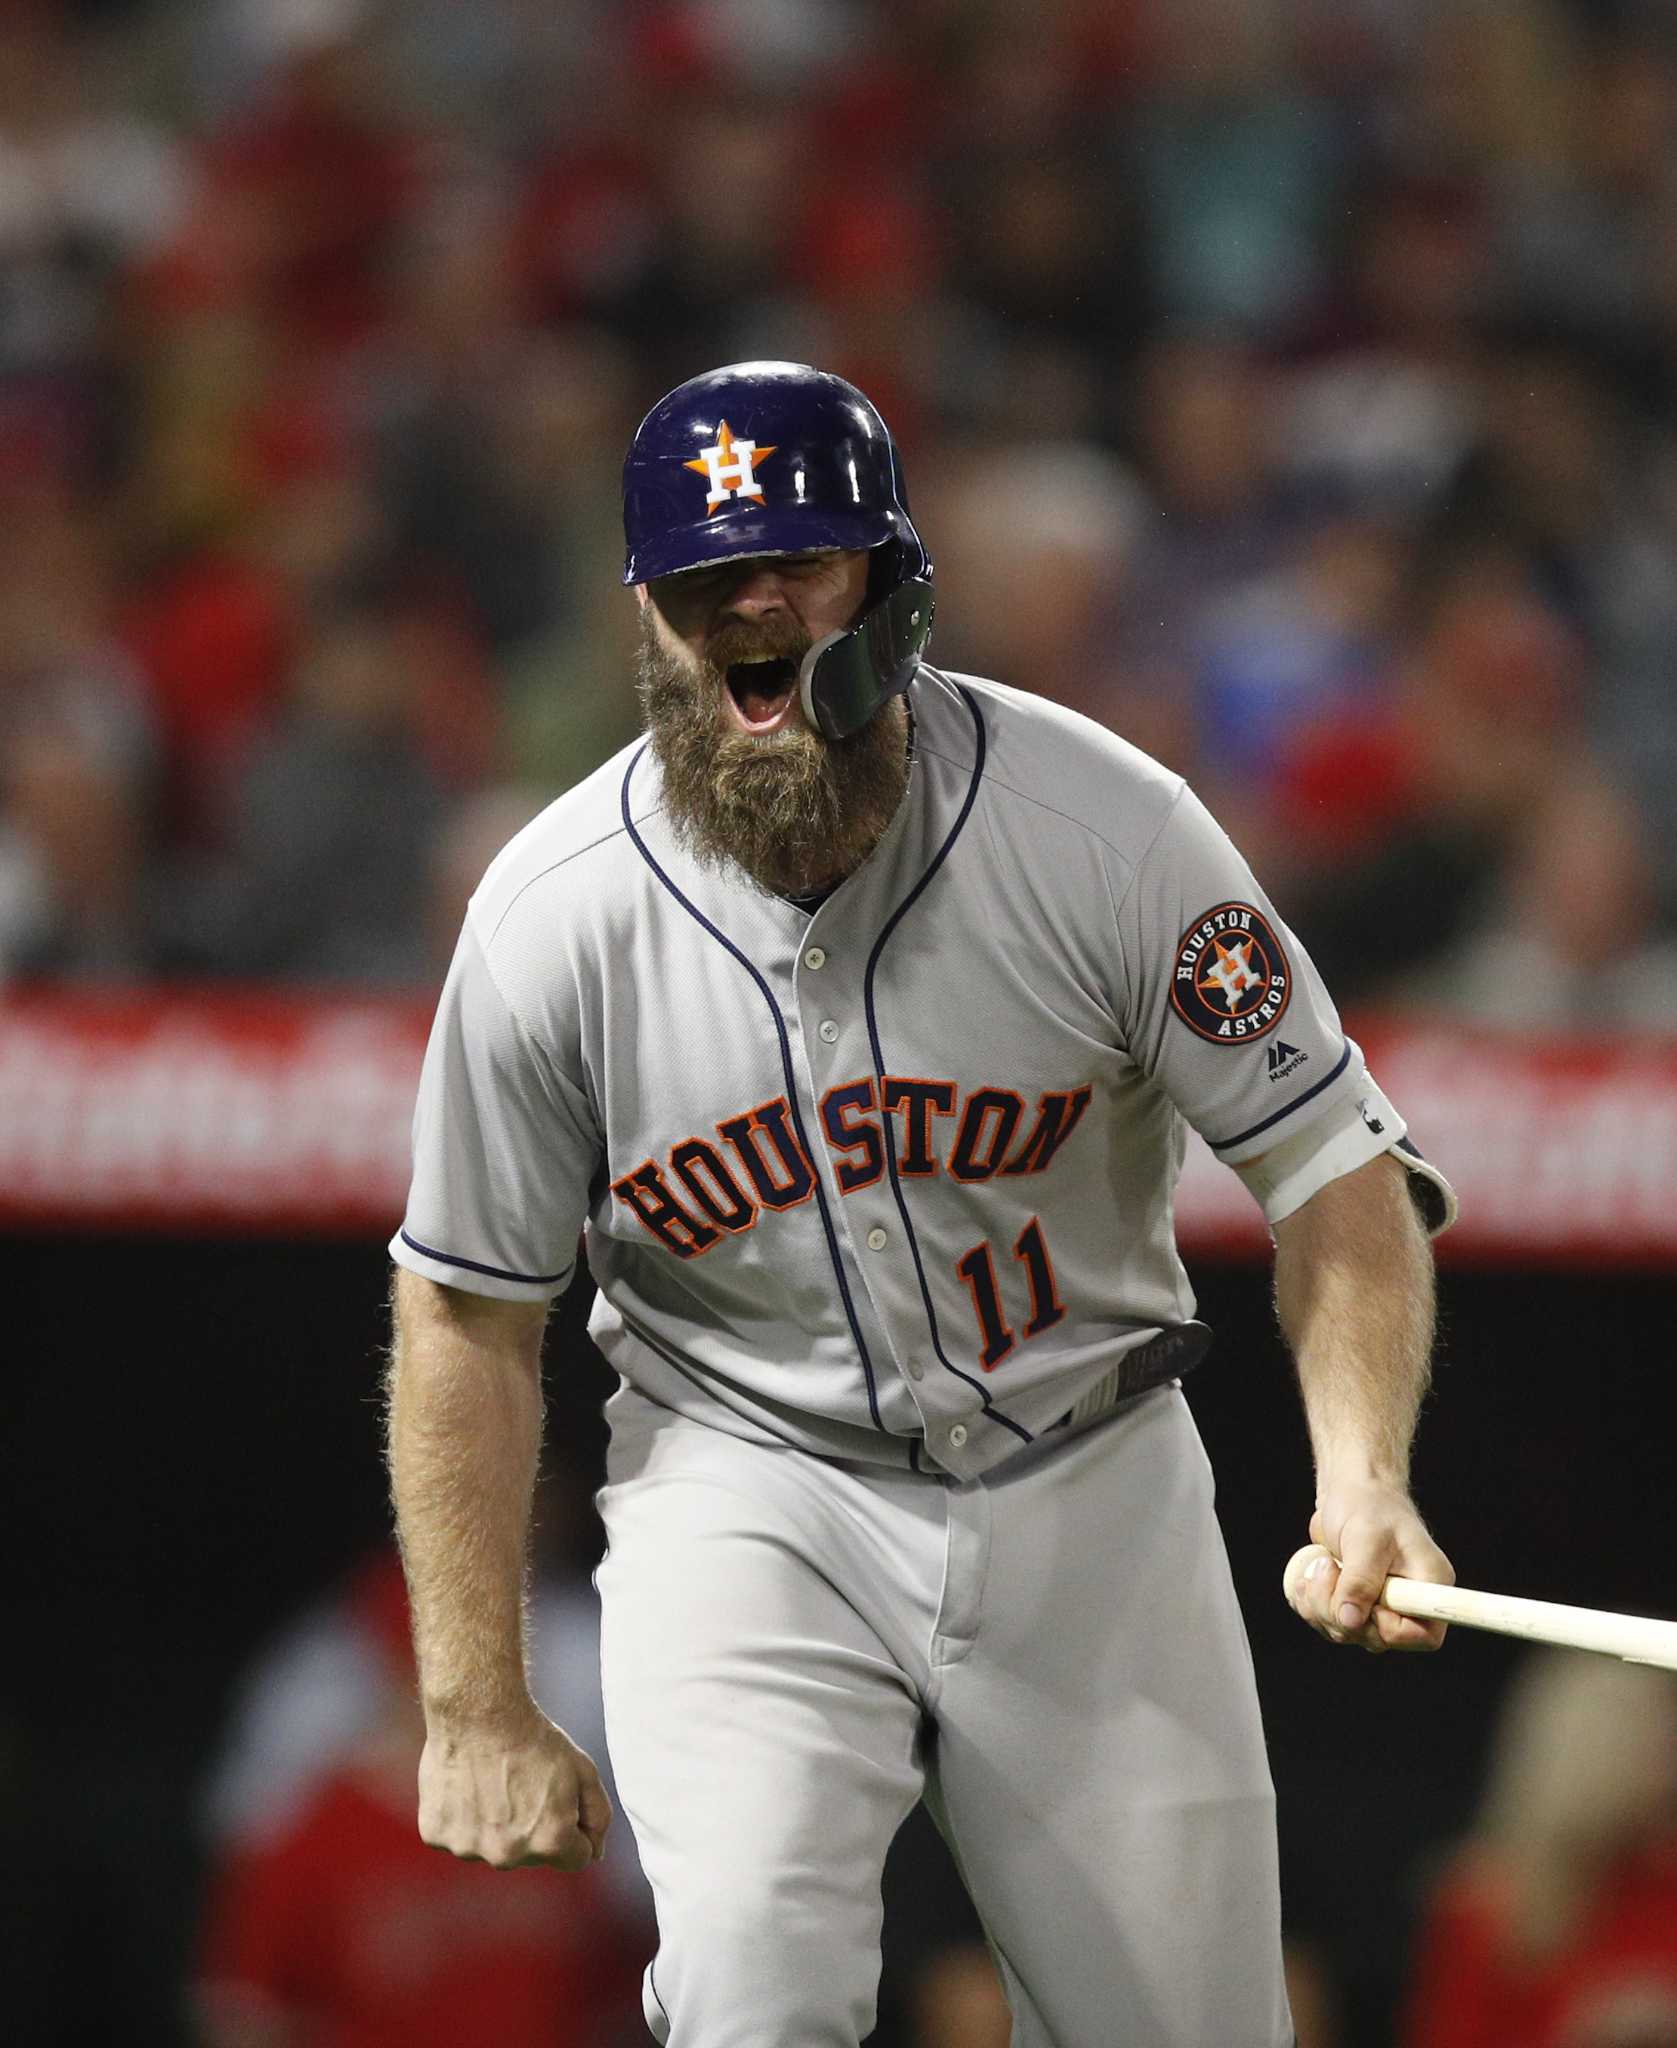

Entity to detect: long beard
[636,612,911,898]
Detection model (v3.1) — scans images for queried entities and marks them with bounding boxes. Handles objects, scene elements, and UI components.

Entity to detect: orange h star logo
[1200,938,1264,1012]
[684,420,776,513]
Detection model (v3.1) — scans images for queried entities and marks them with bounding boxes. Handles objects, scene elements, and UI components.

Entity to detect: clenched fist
[418,1711,612,1872]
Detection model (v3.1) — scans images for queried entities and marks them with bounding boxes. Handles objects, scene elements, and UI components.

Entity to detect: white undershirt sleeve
[1230,1072,1457,1235]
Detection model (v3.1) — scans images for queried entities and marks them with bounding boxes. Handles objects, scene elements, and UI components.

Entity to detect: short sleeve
[1114,784,1457,1233]
[390,916,600,1302]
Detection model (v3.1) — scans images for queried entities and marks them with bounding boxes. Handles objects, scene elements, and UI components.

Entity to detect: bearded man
[634,544,910,900]
[385,361,1458,2048]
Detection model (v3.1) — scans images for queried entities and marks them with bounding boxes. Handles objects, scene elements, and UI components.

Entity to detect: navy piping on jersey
[619,746,888,1434]
[398,1229,570,1289]
[862,683,1033,1447]
[1206,1042,1353,1154]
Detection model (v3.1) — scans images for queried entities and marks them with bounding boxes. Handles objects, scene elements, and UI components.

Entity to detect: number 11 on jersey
[955,1217,1065,1370]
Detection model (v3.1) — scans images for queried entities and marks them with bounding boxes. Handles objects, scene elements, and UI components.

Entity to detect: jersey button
[948,1423,969,1449]
[818,1020,839,1043]
[804,946,826,970]
[905,1358,924,1381]
[865,1226,888,1251]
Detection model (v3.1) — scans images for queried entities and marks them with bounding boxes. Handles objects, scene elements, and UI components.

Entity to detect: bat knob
[1283,1542,1336,1607]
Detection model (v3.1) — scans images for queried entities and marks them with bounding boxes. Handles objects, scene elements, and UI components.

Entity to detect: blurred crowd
[1402,1650,1677,2048]
[3,0,1677,1018]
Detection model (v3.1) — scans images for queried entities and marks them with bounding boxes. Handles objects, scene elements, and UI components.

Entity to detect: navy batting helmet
[621,360,935,741]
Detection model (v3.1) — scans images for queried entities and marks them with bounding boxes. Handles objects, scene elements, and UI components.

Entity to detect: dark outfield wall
[4,1235,1669,2047]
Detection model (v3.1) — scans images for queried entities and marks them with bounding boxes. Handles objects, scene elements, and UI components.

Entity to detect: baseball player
[386,360,1459,2047]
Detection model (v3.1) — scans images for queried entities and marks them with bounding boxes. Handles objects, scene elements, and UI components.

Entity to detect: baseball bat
[1283,1547,1677,1670]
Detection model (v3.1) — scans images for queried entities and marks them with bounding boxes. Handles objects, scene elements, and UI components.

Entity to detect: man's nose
[720,564,792,616]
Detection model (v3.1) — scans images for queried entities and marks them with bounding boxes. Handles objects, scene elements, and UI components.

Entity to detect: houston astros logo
[1171,902,1291,1043]
[684,420,776,513]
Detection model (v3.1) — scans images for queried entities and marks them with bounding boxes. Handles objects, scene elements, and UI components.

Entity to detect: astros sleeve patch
[1114,784,1363,1157]
[1169,903,1291,1044]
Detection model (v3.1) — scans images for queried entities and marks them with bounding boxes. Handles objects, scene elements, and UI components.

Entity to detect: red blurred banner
[0,989,430,1237]
[1,993,1674,1266]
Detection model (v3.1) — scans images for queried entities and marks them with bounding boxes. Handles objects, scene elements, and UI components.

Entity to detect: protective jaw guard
[798,579,936,742]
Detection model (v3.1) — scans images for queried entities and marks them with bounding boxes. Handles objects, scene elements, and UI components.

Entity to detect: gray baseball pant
[595,1382,1293,2047]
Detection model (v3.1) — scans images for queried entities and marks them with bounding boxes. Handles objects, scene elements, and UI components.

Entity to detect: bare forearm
[1273,1153,1436,1486]
[385,1269,547,1733]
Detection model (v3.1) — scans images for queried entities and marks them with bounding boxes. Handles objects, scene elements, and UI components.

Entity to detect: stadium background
[4,0,1676,2042]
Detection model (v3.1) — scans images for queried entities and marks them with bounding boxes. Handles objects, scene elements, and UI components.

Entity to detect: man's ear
[633,583,649,611]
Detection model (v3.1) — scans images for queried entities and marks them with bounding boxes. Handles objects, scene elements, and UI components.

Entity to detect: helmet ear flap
[800,577,935,742]
[865,537,905,609]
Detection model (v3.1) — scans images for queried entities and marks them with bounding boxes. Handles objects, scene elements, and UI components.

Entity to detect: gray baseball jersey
[392,666,1453,1481]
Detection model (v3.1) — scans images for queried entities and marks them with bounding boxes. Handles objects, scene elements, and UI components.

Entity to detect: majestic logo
[1171,902,1291,1044]
[683,419,776,513]
[1266,1040,1306,1082]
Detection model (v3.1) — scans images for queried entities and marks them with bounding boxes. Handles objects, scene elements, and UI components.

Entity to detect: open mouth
[725,656,801,733]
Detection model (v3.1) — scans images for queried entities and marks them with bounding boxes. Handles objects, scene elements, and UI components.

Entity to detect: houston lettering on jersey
[612,1079,1093,1259]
